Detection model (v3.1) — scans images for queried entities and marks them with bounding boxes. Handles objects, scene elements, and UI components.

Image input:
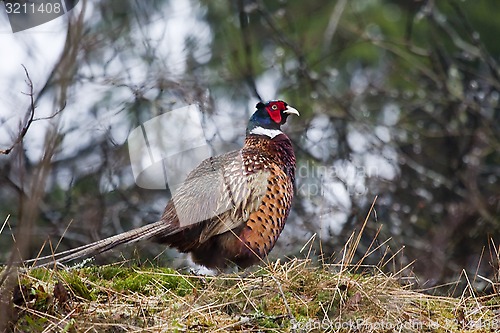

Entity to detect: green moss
[15,315,48,333]
[150,267,195,297]
[60,271,95,301]
[81,265,194,296]
[25,267,53,281]
[61,318,77,333]
[87,265,126,281]
[112,271,154,293]
[482,296,500,307]
[252,312,282,329]
[32,285,52,311]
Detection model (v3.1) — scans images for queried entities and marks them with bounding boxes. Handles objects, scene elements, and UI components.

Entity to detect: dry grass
[2,200,500,332]
[1,258,500,332]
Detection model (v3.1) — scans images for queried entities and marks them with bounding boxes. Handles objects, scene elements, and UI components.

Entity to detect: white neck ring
[250,126,283,138]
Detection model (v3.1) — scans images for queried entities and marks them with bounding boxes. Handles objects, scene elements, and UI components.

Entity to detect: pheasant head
[247,100,299,138]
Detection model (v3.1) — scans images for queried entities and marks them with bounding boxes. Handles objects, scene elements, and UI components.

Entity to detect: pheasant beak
[284,106,300,116]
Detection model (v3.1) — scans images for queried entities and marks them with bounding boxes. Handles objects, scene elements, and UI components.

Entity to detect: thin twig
[322,0,347,55]
[270,275,295,321]
[0,215,9,236]
[0,65,36,155]
[238,0,262,101]
[34,101,67,121]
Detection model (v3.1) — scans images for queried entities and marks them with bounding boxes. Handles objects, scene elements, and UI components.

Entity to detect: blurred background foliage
[0,0,499,292]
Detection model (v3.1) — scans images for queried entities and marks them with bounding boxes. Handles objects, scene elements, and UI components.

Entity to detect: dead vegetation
[2,258,500,332]
[2,199,500,332]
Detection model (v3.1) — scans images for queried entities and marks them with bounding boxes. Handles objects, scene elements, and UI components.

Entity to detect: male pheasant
[29,100,299,270]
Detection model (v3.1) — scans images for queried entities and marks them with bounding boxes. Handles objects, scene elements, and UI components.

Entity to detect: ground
[2,258,499,333]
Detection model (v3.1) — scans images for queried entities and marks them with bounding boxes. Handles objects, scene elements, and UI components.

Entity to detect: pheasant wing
[163,150,269,241]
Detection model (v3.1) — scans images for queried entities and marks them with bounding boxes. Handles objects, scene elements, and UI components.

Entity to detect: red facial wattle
[267,102,286,123]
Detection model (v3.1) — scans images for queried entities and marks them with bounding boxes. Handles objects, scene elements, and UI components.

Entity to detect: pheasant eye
[271,104,278,110]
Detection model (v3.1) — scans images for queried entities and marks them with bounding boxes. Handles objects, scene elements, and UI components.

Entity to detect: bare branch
[33,101,67,121]
[0,65,36,155]
[238,0,262,101]
[322,0,347,55]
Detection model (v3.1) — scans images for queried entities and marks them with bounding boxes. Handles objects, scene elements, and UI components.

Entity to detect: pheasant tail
[25,220,176,267]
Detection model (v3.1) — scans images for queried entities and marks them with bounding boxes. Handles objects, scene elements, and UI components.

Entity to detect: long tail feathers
[23,220,174,268]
